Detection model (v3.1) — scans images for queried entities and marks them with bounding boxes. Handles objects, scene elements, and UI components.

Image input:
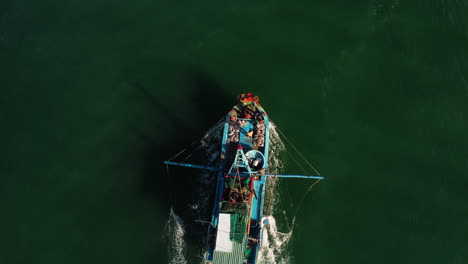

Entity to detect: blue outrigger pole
[164,161,220,171]
[164,161,324,180]
[264,174,324,180]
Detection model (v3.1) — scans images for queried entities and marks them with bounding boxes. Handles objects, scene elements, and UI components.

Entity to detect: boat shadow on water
[135,68,233,262]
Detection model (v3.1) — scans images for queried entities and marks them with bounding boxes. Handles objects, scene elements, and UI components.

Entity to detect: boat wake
[165,208,187,264]
[164,121,296,264]
[257,215,294,264]
[263,122,285,215]
[165,124,222,264]
[257,122,295,264]
[268,122,286,173]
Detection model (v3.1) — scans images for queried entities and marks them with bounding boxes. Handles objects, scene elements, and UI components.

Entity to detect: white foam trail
[256,122,294,264]
[263,122,285,216]
[268,122,286,173]
[257,216,294,264]
[165,208,187,264]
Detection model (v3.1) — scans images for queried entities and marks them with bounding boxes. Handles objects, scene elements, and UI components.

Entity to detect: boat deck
[239,120,254,149]
[206,100,270,264]
[213,236,247,264]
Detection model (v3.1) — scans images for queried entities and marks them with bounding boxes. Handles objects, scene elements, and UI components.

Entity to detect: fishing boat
[164,93,324,264]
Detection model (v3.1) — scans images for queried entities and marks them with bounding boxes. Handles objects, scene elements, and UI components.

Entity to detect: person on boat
[232,102,245,113]
[228,109,237,117]
[238,93,254,103]
[243,103,256,116]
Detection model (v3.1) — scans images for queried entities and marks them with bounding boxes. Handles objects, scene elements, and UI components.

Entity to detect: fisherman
[241,186,249,195]
[238,93,254,103]
[243,103,256,117]
[228,109,237,117]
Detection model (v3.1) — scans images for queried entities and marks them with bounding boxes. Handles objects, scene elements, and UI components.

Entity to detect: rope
[268,119,323,233]
[182,123,225,162]
[272,121,321,176]
[283,147,309,175]
[291,178,322,223]
[167,116,225,162]
[296,179,321,211]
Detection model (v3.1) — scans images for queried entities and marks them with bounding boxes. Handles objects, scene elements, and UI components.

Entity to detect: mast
[227,145,253,176]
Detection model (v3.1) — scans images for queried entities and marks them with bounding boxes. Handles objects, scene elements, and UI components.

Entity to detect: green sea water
[2,0,468,263]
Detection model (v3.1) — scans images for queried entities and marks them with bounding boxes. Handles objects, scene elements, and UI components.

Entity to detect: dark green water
[2,0,468,263]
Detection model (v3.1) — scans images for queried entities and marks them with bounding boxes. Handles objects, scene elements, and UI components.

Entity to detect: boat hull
[205,101,270,264]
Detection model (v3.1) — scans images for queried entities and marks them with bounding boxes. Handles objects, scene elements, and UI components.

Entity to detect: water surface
[1,0,468,263]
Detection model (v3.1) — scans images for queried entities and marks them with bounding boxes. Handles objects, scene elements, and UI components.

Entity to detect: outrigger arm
[164,162,325,179]
[164,161,221,171]
[263,174,324,180]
